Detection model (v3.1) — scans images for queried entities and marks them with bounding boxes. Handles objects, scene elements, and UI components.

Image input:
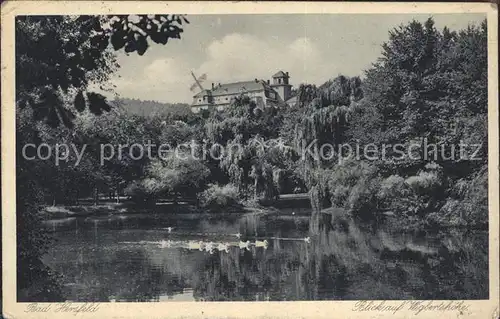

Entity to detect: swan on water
[217,243,229,253]
[187,241,202,250]
[239,240,250,250]
[159,240,173,248]
[255,240,269,248]
[204,242,215,254]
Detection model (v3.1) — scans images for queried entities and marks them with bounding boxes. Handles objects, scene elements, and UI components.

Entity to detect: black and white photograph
[2,2,499,318]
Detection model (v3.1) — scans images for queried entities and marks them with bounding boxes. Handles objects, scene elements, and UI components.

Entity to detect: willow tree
[203,96,288,201]
[284,76,363,233]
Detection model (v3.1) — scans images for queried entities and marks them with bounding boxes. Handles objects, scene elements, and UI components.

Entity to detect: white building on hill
[191,71,294,113]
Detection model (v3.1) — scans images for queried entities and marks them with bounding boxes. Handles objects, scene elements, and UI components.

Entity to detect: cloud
[112,33,334,103]
[111,57,195,103]
[197,33,331,87]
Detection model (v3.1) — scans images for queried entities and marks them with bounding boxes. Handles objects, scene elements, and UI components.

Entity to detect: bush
[124,179,164,205]
[346,177,382,222]
[377,175,407,200]
[327,160,378,207]
[432,168,487,228]
[405,171,441,195]
[199,184,240,210]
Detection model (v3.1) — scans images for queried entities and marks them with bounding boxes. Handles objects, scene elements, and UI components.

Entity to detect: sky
[110,13,486,104]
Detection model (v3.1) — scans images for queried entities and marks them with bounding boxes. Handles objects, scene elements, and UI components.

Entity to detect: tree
[126,155,210,205]
[16,14,190,301]
[202,96,292,201]
[344,18,488,226]
[351,19,487,172]
[16,14,188,128]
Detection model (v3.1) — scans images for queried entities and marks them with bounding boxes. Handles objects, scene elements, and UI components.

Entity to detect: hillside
[112,97,192,118]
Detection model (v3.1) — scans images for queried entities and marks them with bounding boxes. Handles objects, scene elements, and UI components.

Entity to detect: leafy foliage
[125,155,210,206]
[16,14,189,301]
[342,18,488,228]
[114,98,195,120]
[106,15,189,54]
[16,16,489,301]
[199,184,241,209]
[16,15,188,128]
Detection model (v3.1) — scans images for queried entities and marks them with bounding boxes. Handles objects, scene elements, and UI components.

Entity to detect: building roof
[285,95,298,106]
[272,71,288,78]
[193,89,211,98]
[210,80,267,97]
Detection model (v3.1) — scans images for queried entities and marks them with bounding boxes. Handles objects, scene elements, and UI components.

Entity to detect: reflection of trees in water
[56,248,184,301]
[239,213,264,237]
[238,213,308,239]
[307,216,489,300]
[48,214,488,301]
[193,215,488,301]
[420,229,489,299]
[192,243,308,301]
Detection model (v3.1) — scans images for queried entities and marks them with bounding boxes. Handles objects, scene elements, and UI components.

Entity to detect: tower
[270,71,292,101]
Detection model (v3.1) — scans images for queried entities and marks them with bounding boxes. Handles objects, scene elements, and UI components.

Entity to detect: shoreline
[40,202,487,234]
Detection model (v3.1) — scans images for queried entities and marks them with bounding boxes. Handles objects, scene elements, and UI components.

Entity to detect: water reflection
[43,212,488,301]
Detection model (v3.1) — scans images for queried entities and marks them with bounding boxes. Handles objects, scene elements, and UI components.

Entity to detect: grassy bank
[41,192,313,220]
[40,201,286,221]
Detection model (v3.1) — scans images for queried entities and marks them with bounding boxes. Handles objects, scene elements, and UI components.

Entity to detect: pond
[42,211,488,301]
